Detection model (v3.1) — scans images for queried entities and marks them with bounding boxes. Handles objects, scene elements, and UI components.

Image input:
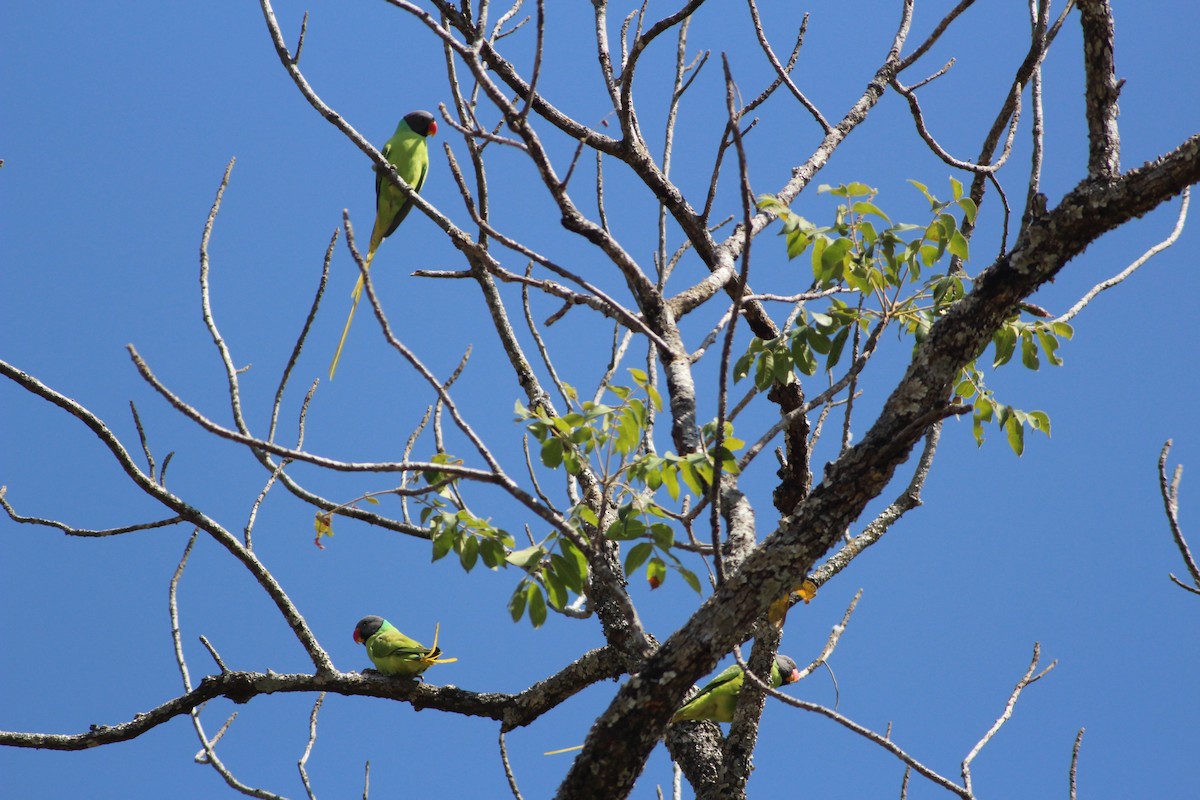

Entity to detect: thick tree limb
[1077,0,1121,179]
[552,133,1200,800]
[0,646,627,752]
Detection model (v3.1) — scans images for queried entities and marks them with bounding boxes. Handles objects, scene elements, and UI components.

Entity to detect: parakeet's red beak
[786,667,801,684]
[353,629,363,644]
[428,120,438,136]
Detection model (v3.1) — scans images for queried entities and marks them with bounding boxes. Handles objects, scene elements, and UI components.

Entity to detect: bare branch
[961,643,1057,795]
[1158,440,1200,594]
[499,731,526,800]
[745,2,829,132]
[898,0,976,71]
[0,358,336,674]
[1077,0,1121,179]
[1069,728,1084,800]
[1024,0,1050,224]
[0,495,184,537]
[892,75,1021,174]
[298,694,325,800]
[1055,188,1189,324]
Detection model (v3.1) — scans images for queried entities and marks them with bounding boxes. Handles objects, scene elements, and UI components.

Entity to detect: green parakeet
[546,652,802,755]
[329,110,437,379]
[670,655,801,723]
[352,615,456,678]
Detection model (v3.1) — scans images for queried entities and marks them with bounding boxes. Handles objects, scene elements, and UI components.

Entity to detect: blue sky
[3,1,1198,797]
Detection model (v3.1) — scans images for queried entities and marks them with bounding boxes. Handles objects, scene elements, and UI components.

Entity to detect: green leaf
[646,382,664,411]
[826,326,850,370]
[975,396,994,422]
[458,534,479,571]
[852,200,891,223]
[948,230,969,259]
[624,541,654,574]
[1005,414,1025,456]
[1036,328,1063,366]
[650,522,675,550]
[543,568,568,611]
[679,460,706,496]
[786,228,811,260]
[550,553,579,593]
[820,237,853,275]
[809,311,834,329]
[753,350,774,390]
[792,338,817,375]
[540,437,564,469]
[1028,410,1051,436]
[993,326,1017,367]
[479,538,506,569]
[733,352,755,383]
[432,528,456,562]
[576,505,599,527]
[646,557,667,589]
[811,236,829,282]
[661,462,681,501]
[909,179,938,209]
[806,326,835,355]
[527,583,548,627]
[606,513,645,541]
[509,581,528,622]
[677,566,703,594]
[950,176,964,200]
[1051,321,1074,339]
[1020,331,1040,370]
[506,544,545,569]
[756,193,785,213]
[919,244,940,267]
[561,538,590,588]
[957,196,978,224]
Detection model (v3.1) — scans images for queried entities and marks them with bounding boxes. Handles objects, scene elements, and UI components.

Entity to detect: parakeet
[544,654,801,755]
[329,110,437,379]
[670,654,801,723]
[352,615,456,678]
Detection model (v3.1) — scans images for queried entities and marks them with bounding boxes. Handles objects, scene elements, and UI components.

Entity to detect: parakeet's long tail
[328,251,375,380]
[422,622,458,666]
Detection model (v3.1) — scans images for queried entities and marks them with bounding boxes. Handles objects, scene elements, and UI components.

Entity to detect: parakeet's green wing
[670,664,746,722]
[368,629,428,660]
[691,664,744,697]
[670,655,798,723]
[376,142,429,240]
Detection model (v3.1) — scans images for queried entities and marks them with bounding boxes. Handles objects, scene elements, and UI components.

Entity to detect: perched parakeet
[329,110,438,379]
[352,615,457,678]
[670,655,801,723]
[544,654,802,755]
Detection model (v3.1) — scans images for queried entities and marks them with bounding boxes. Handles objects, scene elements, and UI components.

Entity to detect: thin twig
[499,730,525,800]
[961,643,1056,795]
[298,693,325,800]
[1158,440,1200,594]
[1055,189,1190,324]
[1069,728,1084,800]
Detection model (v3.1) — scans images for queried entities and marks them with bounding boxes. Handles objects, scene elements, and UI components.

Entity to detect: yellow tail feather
[328,250,375,380]
[544,745,584,756]
[422,622,458,666]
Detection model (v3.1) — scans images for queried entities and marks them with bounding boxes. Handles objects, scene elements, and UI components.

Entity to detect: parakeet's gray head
[403,110,438,138]
[353,615,386,644]
[775,655,801,685]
